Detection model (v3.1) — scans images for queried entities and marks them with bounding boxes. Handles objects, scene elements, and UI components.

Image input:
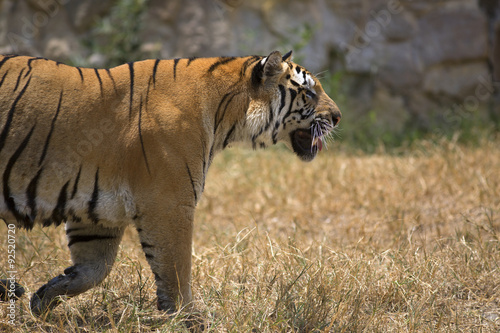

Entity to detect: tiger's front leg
[136,205,195,313]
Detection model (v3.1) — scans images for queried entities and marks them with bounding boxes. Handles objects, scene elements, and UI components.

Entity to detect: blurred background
[1,0,499,151]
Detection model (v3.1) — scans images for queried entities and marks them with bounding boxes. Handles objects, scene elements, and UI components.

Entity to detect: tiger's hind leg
[30,221,125,316]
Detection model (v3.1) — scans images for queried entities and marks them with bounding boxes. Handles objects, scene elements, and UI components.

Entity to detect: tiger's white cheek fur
[246,100,270,135]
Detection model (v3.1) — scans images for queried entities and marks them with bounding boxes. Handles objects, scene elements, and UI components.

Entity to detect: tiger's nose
[331,108,341,127]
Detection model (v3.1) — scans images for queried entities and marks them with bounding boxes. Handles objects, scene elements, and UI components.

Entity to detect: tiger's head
[245,50,341,162]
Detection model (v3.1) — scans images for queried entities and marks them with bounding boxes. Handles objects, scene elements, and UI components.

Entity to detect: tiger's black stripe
[39,90,63,166]
[51,180,70,226]
[186,163,198,203]
[76,67,84,83]
[0,75,32,155]
[3,125,36,229]
[251,59,265,87]
[186,56,198,67]
[0,55,17,71]
[214,92,233,135]
[214,91,241,136]
[13,68,25,92]
[94,68,103,96]
[24,57,42,78]
[138,97,151,174]
[141,242,153,249]
[223,123,236,149]
[0,70,8,88]
[65,227,82,235]
[282,50,293,61]
[68,235,114,247]
[282,88,298,122]
[152,59,160,87]
[128,62,134,119]
[26,167,44,222]
[71,166,82,199]
[145,253,154,260]
[173,58,180,80]
[272,120,280,144]
[105,69,117,92]
[208,57,237,73]
[88,169,100,224]
[241,56,261,77]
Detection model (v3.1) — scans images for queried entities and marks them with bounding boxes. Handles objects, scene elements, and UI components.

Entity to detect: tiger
[0,51,341,316]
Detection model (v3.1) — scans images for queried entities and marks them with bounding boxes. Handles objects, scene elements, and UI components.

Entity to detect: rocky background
[0,0,499,146]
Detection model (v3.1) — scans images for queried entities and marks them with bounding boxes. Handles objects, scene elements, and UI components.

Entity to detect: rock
[374,41,424,89]
[372,89,410,133]
[64,0,114,33]
[415,7,489,67]
[382,12,417,41]
[423,62,491,97]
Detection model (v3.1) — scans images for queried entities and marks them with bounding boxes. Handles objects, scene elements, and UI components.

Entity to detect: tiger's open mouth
[290,129,322,162]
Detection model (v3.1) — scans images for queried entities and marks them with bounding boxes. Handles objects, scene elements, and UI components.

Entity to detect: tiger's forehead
[286,62,316,89]
[258,56,316,88]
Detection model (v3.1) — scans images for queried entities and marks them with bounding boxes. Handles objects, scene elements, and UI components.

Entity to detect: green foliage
[83,0,151,67]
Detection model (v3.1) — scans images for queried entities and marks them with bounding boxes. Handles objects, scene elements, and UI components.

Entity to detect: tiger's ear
[252,51,285,88]
[282,50,293,62]
[263,51,284,77]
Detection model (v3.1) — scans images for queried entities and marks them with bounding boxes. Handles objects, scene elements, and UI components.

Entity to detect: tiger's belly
[0,184,137,229]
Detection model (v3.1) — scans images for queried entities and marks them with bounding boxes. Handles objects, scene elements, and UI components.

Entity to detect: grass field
[1,136,499,332]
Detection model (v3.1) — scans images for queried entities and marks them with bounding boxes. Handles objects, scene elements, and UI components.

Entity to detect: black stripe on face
[278,84,287,112]
[208,57,237,73]
[282,88,298,121]
[68,235,114,247]
[152,59,160,87]
[128,62,134,119]
[26,167,44,222]
[0,75,32,155]
[87,169,100,224]
[94,68,103,95]
[145,253,154,260]
[2,125,36,229]
[186,163,198,204]
[71,166,82,199]
[173,58,180,80]
[52,181,69,226]
[39,90,63,166]
[76,67,84,83]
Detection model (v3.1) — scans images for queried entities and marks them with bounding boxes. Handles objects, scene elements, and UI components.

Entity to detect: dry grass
[1,136,500,332]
